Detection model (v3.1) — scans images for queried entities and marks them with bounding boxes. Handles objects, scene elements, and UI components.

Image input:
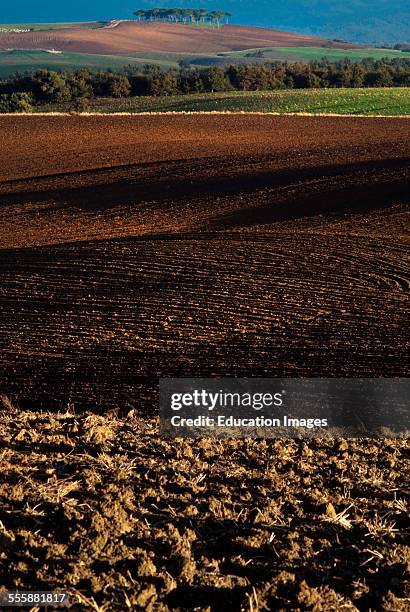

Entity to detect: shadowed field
[0,114,408,409]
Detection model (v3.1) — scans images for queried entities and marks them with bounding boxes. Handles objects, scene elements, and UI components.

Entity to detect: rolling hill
[2,1,408,44]
[0,21,358,56]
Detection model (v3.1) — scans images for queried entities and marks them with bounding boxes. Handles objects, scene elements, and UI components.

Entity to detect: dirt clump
[0,410,408,610]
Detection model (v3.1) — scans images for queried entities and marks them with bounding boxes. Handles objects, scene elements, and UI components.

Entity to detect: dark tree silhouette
[133,8,233,27]
[0,58,408,113]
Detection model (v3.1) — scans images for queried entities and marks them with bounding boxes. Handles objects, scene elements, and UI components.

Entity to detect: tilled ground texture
[0,115,408,408]
[0,408,409,611]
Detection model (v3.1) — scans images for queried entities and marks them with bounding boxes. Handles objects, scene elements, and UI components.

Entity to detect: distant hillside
[1,1,408,45]
[136,1,410,45]
[0,21,358,56]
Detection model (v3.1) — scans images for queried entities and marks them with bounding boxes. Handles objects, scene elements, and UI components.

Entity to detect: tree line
[0,59,409,112]
[134,8,232,27]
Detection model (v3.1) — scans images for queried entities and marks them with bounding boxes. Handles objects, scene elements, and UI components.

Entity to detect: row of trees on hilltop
[134,8,232,27]
[0,59,409,111]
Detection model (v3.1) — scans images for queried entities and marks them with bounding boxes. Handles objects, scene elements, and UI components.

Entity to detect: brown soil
[0,21,358,55]
[0,115,408,408]
[0,115,408,609]
[0,408,409,611]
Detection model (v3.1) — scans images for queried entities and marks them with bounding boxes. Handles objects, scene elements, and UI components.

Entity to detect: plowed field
[0,114,409,610]
[0,21,357,55]
[0,114,408,409]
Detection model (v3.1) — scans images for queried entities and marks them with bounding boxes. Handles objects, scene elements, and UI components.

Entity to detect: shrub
[107,75,131,98]
[148,72,179,96]
[31,70,72,103]
[67,69,93,99]
[0,92,33,113]
[200,66,232,92]
[70,97,91,113]
[92,73,131,97]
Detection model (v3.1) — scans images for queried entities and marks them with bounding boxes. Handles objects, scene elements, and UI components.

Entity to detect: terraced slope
[0,115,408,409]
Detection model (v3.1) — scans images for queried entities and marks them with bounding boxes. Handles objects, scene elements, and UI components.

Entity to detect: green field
[0,48,231,74]
[0,44,408,78]
[0,21,106,31]
[34,88,410,116]
[0,50,176,77]
[221,46,408,62]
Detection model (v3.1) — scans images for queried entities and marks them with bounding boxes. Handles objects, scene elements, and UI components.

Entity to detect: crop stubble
[0,409,408,610]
